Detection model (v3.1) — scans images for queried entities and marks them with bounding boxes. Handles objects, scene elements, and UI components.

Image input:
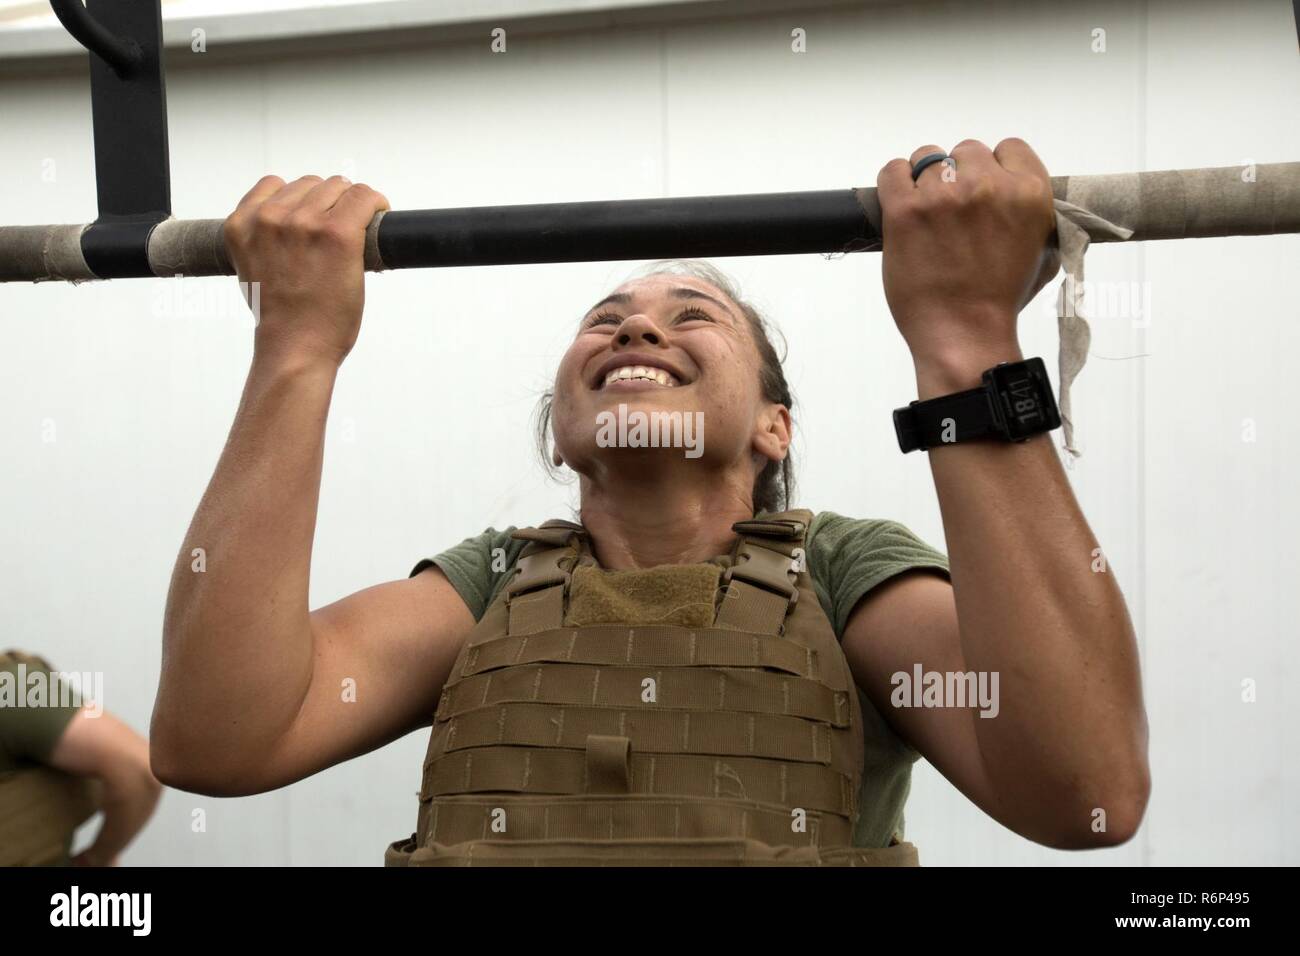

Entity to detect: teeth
[603,365,679,387]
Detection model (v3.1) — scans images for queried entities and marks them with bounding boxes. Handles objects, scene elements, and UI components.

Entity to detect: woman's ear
[552,448,565,468]
[752,405,792,464]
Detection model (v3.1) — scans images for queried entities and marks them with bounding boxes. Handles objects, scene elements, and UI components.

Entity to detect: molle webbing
[392,509,917,866]
[434,704,858,772]
[417,795,851,846]
[437,662,851,721]
[385,834,919,867]
[423,747,856,815]
[459,625,821,680]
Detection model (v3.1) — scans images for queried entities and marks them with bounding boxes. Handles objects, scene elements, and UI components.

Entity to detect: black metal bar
[376,190,880,268]
[60,0,172,278]
[4,162,1298,283]
[50,0,140,75]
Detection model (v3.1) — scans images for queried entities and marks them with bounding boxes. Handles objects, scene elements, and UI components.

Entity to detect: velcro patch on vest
[565,564,721,629]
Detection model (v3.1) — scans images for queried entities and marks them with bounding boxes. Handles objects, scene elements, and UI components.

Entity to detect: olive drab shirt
[411,510,951,848]
[0,650,101,866]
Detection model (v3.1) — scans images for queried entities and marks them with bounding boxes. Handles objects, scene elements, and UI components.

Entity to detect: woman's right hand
[223,175,390,369]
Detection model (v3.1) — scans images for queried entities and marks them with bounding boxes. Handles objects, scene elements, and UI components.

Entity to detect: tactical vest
[386,509,919,866]
[0,766,103,866]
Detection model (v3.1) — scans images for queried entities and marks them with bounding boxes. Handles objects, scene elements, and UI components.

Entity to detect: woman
[151,138,1149,865]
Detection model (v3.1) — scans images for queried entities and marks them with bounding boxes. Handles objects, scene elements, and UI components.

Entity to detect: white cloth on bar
[1051,198,1134,456]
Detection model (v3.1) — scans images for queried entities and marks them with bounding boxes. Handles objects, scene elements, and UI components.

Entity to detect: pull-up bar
[3,162,1299,284]
[3,1,1298,284]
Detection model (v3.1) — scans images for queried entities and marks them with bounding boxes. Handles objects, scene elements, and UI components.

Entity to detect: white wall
[1,0,1296,866]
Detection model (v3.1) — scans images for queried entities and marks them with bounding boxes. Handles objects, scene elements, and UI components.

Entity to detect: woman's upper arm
[231,566,476,794]
[840,570,1001,818]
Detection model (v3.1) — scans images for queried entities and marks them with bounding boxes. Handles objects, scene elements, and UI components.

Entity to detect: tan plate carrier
[386,509,919,867]
[0,766,102,866]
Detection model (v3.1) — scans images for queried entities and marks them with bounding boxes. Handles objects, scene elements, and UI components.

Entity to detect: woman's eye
[584,307,713,330]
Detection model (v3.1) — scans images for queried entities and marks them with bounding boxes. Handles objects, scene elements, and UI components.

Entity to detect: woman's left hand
[876,138,1060,383]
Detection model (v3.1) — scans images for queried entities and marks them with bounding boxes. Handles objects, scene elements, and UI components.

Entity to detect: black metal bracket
[52,0,170,278]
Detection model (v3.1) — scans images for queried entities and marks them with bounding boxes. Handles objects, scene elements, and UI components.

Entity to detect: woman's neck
[577,466,757,569]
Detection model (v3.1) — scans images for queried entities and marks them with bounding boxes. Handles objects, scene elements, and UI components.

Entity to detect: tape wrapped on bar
[0,224,96,283]
[1048,162,1299,454]
[1052,162,1300,242]
[143,213,389,276]
[148,218,232,277]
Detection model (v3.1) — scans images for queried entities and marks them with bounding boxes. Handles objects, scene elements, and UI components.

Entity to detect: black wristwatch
[892,356,1061,453]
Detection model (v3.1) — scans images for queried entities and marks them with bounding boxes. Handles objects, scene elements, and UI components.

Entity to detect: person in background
[0,649,161,866]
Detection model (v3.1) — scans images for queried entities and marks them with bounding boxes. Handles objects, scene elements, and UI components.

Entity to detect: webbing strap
[459,626,817,680]
[714,510,810,634]
[511,521,585,547]
[437,664,850,727]
[714,580,792,634]
[390,836,918,866]
[409,838,825,866]
[442,702,846,770]
[506,584,565,637]
[585,735,631,793]
[819,842,921,867]
[504,522,589,636]
[423,747,855,817]
[420,794,850,847]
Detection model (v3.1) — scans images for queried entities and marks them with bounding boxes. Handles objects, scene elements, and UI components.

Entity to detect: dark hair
[535,260,795,515]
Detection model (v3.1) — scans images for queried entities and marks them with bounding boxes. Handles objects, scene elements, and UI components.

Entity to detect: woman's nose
[613,313,665,347]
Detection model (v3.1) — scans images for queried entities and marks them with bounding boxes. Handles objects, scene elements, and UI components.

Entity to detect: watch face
[988,359,1062,440]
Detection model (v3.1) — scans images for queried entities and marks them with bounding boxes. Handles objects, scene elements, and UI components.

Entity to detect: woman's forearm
[916,346,1150,840]
[152,176,389,789]
[153,349,339,782]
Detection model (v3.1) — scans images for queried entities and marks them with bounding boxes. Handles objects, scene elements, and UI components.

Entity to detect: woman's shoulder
[800,509,951,637]
[410,525,533,623]
[806,509,949,566]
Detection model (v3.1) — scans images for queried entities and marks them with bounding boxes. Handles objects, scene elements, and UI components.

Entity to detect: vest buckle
[722,543,800,606]
[506,548,571,601]
[731,517,807,540]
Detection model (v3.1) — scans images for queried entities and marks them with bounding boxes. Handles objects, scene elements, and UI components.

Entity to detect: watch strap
[893,386,997,453]
[893,356,1061,453]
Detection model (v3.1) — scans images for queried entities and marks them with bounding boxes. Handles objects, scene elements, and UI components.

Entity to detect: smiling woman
[385,256,959,863]
[536,260,795,514]
[151,143,1150,867]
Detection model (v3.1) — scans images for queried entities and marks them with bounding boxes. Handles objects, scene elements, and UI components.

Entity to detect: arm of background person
[47,709,161,866]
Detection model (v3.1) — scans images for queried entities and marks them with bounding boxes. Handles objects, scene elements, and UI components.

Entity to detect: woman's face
[550,273,789,487]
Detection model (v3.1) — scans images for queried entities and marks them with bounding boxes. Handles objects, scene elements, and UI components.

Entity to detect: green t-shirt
[0,650,83,776]
[411,510,951,848]
[0,650,94,866]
